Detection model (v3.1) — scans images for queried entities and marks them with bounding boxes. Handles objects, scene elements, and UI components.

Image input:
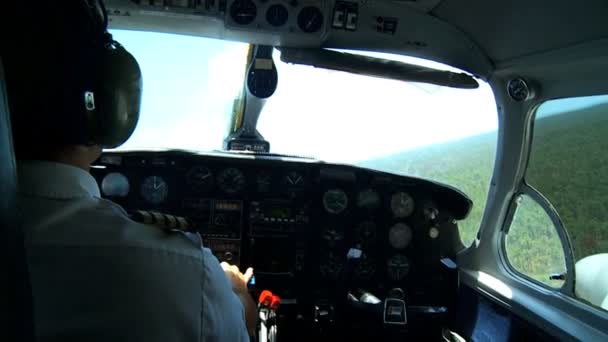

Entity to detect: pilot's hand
[220,262,257,335]
[220,262,253,295]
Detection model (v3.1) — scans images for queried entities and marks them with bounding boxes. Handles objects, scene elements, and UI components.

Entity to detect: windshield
[110,30,498,245]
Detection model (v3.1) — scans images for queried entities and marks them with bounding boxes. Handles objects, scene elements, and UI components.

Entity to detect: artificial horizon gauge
[357,189,381,210]
[101,172,130,197]
[322,227,345,246]
[388,222,413,249]
[217,167,246,194]
[323,189,349,214]
[390,191,415,218]
[140,175,168,205]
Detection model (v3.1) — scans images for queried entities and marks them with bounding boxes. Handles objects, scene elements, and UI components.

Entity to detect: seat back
[0,56,35,341]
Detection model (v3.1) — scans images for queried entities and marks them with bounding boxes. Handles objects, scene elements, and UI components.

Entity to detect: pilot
[2,1,256,341]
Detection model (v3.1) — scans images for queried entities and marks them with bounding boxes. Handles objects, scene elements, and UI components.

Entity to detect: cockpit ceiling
[432,0,608,64]
[105,0,608,79]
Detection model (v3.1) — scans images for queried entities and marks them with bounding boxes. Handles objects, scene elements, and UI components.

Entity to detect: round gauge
[266,4,288,27]
[323,189,348,214]
[297,6,324,33]
[507,77,532,102]
[388,223,413,249]
[284,171,305,187]
[390,192,415,218]
[186,166,213,190]
[356,221,377,245]
[357,189,381,210]
[320,253,344,279]
[387,254,410,281]
[101,172,130,197]
[285,171,305,197]
[217,168,246,194]
[256,172,272,192]
[140,176,168,205]
[321,227,344,246]
[355,255,376,279]
[230,0,257,25]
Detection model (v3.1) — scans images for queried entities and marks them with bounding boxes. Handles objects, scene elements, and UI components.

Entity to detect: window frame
[500,184,576,296]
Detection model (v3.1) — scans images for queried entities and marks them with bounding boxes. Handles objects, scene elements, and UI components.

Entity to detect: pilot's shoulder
[87,198,203,260]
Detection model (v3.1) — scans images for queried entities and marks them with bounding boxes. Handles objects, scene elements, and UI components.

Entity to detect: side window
[504,194,566,288]
[508,95,608,312]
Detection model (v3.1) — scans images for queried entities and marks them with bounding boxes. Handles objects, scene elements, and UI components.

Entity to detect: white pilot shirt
[17,160,249,342]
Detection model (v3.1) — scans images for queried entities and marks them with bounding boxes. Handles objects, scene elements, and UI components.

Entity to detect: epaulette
[129,210,192,232]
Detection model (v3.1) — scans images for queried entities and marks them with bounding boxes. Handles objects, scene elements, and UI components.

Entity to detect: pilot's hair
[1,2,109,158]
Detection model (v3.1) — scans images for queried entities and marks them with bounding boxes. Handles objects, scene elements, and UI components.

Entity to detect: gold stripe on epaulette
[138,210,154,225]
[166,214,177,228]
[177,216,189,230]
[151,212,165,226]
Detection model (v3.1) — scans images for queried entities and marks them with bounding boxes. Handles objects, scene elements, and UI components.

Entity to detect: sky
[110,29,500,163]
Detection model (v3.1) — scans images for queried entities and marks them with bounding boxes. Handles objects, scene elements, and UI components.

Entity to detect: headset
[61,0,143,148]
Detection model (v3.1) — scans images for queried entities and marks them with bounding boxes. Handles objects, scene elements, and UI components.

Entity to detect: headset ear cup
[94,45,142,148]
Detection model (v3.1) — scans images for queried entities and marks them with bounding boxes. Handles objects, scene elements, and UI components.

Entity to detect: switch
[332,8,346,28]
[345,11,358,30]
[377,17,398,35]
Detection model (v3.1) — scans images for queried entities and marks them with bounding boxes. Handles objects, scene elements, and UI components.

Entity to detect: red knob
[258,290,273,306]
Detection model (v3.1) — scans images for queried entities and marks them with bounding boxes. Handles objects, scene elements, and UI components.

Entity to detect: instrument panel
[92,150,470,338]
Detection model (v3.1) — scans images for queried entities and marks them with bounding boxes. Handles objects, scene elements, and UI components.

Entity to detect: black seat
[0,56,35,341]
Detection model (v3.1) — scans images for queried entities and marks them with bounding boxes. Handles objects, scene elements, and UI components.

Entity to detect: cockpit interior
[2,1,608,341]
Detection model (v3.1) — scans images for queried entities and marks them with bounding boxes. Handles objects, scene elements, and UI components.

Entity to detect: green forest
[358,101,608,287]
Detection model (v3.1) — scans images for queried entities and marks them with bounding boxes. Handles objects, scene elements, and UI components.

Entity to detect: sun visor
[279,48,479,89]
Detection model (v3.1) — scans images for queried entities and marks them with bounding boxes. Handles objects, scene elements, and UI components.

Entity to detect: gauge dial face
[284,171,305,197]
[140,176,168,205]
[387,254,410,281]
[357,189,380,210]
[507,77,530,102]
[388,223,413,249]
[285,171,305,187]
[297,6,323,33]
[321,227,344,247]
[230,0,257,25]
[356,221,377,245]
[390,192,415,218]
[323,189,348,214]
[266,4,288,27]
[101,172,130,197]
[186,166,213,189]
[217,168,246,194]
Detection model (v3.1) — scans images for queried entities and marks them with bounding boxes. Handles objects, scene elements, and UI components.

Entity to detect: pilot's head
[2,1,142,168]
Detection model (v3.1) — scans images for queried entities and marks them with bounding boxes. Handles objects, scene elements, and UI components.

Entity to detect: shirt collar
[18,160,101,199]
